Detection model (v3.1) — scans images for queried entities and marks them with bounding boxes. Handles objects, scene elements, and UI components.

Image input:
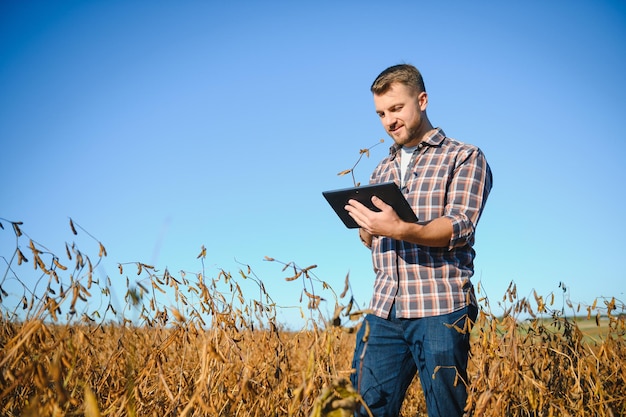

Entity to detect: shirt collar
[388,127,446,159]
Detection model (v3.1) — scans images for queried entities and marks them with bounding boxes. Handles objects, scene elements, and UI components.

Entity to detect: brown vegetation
[1,218,625,416]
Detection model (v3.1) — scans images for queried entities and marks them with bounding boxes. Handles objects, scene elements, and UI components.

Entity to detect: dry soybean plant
[0,217,363,416]
[1,215,625,417]
[336,139,385,187]
[466,282,626,417]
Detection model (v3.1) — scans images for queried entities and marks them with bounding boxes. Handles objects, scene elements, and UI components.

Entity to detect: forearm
[347,197,454,248]
[394,217,453,247]
[358,217,453,248]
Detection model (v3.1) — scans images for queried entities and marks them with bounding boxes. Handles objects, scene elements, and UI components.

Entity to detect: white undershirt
[400,145,417,186]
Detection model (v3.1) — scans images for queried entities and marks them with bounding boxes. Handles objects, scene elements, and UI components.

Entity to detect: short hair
[370,64,426,95]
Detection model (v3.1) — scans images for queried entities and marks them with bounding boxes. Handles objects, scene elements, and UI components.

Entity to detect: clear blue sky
[1,1,625,326]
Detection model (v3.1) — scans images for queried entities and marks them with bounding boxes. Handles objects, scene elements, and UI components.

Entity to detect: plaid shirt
[367,128,492,318]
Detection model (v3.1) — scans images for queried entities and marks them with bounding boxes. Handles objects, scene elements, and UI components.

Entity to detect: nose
[384,114,397,130]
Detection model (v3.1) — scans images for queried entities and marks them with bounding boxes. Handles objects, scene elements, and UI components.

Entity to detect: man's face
[373,83,428,148]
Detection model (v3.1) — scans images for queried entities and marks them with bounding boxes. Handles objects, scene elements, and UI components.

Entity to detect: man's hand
[344,196,403,239]
[345,196,454,247]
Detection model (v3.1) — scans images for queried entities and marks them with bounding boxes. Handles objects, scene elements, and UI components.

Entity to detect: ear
[418,91,428,111]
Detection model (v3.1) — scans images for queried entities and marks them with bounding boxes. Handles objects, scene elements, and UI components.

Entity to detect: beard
[388,123,422,147]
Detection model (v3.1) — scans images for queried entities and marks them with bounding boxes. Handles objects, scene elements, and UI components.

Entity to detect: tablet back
[322,182,418,228]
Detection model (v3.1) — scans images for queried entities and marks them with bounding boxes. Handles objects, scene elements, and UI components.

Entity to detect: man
[345,64,492,417]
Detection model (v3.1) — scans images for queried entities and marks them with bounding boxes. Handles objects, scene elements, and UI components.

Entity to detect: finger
[348,212,367,229]
[344,199,368,217]
[345,205,368,228]
[346,199,367,210]
[371,196,390,210]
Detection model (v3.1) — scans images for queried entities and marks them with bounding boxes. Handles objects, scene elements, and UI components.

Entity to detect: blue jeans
[351,303,477,417]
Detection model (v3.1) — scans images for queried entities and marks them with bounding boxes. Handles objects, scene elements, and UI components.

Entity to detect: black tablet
[322,182,418,229]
